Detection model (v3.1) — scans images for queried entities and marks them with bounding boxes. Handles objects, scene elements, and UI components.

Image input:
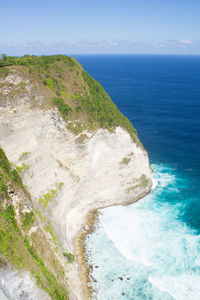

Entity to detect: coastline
[75,185,152,300]
[1,54,199,300]
[0,106,153,300]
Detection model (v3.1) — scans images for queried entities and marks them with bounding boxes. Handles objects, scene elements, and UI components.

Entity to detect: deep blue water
[74,55,200,299]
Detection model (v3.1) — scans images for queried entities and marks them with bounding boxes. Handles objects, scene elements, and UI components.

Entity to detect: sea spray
[85,164,200,300]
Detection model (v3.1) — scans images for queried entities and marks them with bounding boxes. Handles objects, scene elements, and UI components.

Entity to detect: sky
[0,0,200,55]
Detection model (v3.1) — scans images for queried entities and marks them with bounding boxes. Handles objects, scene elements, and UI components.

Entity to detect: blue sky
[1,0,200,55]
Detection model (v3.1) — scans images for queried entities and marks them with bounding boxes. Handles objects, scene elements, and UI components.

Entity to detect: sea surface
[75,55,200,300]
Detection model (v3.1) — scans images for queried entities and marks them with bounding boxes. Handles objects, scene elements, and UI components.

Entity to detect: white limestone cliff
[0,73,152,299]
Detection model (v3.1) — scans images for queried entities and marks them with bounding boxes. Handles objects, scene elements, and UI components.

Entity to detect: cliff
[0,55,152,299]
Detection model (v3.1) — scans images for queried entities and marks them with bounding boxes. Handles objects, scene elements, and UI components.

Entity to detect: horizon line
[1,53,200,57]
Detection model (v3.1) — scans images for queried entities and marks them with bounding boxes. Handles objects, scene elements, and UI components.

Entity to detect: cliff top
[0,55,152,300]
[0,54,138,142]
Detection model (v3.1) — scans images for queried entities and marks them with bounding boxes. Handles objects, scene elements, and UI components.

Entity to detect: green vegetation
[56,90,61,96]
[21,211,35,230]
[35,209,44,223]
[0,174,8,199]
[67,120,86,134]
[81,71,137,140]
[140,174,148,188]
[39,189,57,208]
[56,182,64,191]
[0,148,30,198]
[24,237,68,299]
[0,147,69,299]
[63,252,74,263]
[15,162,29,173]
[3,204,18,230]
[45,224,58,244]
[0,54,146,298]
[19,151,30,161]
[20,81,26,92]
[0,67,9,77]
[127,174,149,193]
[38,183,63,209]
[0,54,140,144]
[0,207,67,298]
[0,54,74,68]
[52,97,72,119]
[44,77,54,91]
[75,105,82,112]
[0,148,11,174]
[0,205,25,268]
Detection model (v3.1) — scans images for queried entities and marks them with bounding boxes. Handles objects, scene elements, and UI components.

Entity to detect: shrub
[75,105,82,112]
[0,175,8,199]
[0,148,11,174]
[4,205,18,229]
[39,189,57,208]
[15,163,29,173]
[19,151,30,161]
[0,67,9,77]
[56,90,61,96]
[11,169,22,184]
[45,77,54,91]
[21,211,35,230]
[52,97,72,119]
[63,252,74,263]
[81,70,137,139]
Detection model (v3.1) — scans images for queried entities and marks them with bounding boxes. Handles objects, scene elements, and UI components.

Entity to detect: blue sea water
[75,55,200,299]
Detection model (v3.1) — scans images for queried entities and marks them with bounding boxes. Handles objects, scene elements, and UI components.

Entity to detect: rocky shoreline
[75,183,152,300]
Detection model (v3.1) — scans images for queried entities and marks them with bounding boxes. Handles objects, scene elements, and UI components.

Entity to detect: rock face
[0,268,50,300]
[0,108,152,299]
[0,108,151,249]
[0,57,152,300]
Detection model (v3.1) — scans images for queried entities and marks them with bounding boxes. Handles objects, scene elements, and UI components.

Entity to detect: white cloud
[180,39,192,45]
[0,39,200,55]
[110,41,119,46]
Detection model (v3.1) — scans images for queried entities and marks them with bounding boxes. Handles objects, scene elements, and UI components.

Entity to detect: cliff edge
[0,55,152,299]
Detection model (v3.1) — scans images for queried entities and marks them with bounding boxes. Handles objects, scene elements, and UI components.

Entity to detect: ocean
[74,55,200,300]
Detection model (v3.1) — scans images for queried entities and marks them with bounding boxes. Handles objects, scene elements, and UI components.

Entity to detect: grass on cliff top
[0,54,141,144]
[0,54,74,68]
[81,70,138,141]
[0,147,69,299]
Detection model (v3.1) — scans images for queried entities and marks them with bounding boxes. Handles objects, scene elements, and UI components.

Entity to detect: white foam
[149,273,200,300]
[152,177,158,190]
[86,164,200,299]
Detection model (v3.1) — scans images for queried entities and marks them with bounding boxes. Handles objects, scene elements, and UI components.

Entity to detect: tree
[1,54,7,61]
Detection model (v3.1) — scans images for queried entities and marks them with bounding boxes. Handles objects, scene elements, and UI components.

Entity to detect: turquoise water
[75,55,200,299]
[85,164,200,299]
